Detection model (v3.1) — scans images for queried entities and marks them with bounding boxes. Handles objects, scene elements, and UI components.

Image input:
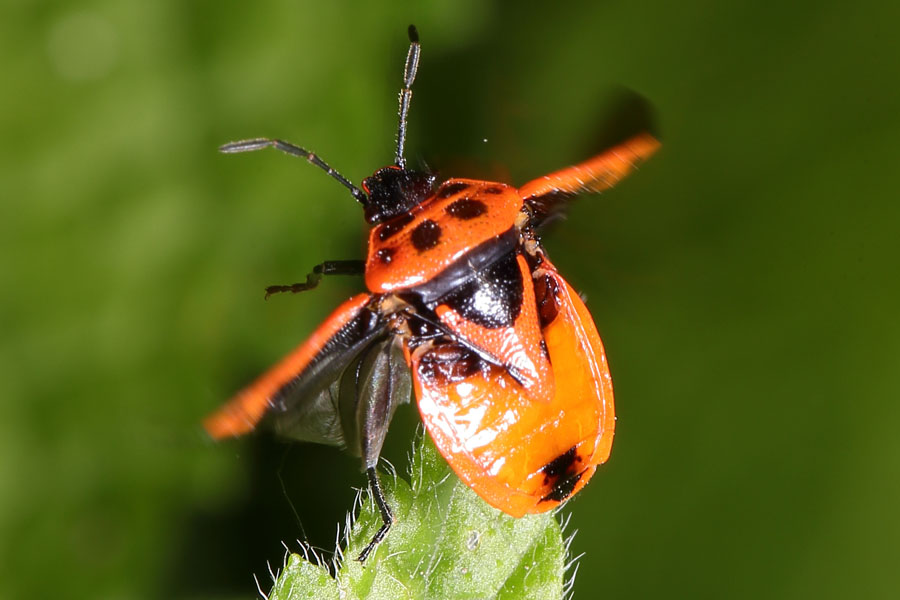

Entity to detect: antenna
[395,25,421,169]
[219,138,367,204]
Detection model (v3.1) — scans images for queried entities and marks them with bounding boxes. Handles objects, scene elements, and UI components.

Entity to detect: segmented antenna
[219,138,367,203]
[395,25,421,169]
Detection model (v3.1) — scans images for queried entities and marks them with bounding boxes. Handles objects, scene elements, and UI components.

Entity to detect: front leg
[264,260,365,299]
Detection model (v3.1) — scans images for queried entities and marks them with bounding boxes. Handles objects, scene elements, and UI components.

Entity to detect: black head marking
[411,219,442,251]
[445,197,488,220]
[362,167,436,224]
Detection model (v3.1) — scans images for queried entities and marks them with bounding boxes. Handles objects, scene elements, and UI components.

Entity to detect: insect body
[205,25,660,562]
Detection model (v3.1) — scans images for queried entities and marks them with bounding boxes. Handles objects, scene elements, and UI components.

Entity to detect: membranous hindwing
[409,258,615,517]
[336,336,412,468]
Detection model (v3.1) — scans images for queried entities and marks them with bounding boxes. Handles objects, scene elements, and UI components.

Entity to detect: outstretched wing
[518,133,660,226]
[204,294,387,444]
[410,261,615,517]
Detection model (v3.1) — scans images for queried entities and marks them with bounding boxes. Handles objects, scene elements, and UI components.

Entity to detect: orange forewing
[411,264,615,517]
[204,293,373,439]
[434,254,553,404]
[518,132,660,201]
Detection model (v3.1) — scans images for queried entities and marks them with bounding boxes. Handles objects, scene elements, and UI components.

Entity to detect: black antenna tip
[408,24,419,44]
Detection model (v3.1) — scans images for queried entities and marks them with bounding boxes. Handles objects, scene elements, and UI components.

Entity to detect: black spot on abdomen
[539,446,585,503]
[541,447,577,481]
[411,219,442,251]
[540,471,584,503]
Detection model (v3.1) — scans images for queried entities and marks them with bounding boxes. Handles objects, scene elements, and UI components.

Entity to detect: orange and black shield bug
[205,25,660,562]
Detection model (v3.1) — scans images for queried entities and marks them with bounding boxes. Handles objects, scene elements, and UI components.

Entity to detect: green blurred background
[3,0,899,598]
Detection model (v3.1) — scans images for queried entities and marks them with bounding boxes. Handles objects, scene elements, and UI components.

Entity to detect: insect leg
[220,138,368,204]
[264,260,365,299]
[356,466,394,562]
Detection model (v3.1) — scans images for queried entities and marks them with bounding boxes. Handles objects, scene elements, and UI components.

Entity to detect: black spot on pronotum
[377,212,415,241]
[445,197,488,220]
[482,186,504,195]
[375,248,394,264]
[411,219,442,251]
[436,181,470,199]
[418,343,482,385]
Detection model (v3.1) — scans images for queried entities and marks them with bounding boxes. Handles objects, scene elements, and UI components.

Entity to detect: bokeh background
[3,0,899,598]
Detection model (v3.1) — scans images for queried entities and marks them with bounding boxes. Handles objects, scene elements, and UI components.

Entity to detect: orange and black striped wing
[204,294,387,444]
[409,262,615,517]
[518,133,660,226]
